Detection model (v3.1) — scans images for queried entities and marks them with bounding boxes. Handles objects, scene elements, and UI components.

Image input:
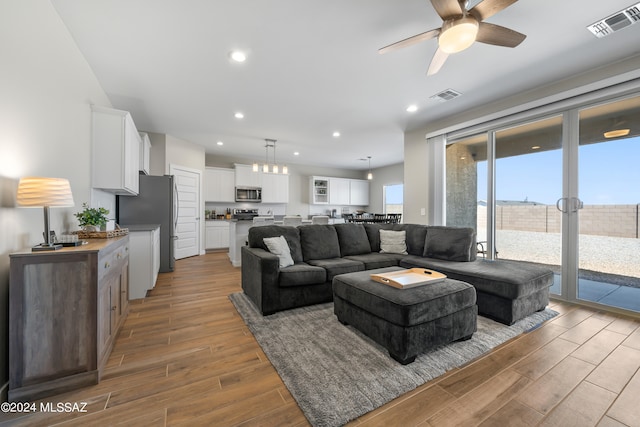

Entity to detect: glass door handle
[556,198,567,213]
[570,197,584,213]
[557,197,583,213]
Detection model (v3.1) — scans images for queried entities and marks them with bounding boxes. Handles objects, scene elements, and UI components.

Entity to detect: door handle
[570,197,584,213]
[556,197,583,213]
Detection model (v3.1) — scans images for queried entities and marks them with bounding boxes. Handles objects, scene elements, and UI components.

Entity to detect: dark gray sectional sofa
[241,222,553,325]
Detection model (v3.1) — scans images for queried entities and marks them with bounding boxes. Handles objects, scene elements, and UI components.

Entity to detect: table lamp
[16,177,75,251]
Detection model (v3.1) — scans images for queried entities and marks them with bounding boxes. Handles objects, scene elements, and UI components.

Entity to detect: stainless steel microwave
[235,186,262,202]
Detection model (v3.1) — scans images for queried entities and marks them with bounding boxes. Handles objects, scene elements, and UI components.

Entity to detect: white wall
[403,129,430,224]
[165,135,205,175]
[0,0,112,398]
[366,163,404,214]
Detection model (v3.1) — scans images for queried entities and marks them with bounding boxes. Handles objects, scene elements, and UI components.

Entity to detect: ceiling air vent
[430,88,462,102]
[587,2,640,38]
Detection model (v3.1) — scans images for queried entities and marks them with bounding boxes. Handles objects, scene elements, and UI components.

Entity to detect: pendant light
[253,139,288,174]
[367,156,373,180]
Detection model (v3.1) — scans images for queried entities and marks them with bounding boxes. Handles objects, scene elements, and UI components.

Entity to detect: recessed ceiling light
[333,131,340,137]
[531,146,541,150]
[294,152,300,156]
[216,141,224,146]
[406,104,418,113]
[230,50,247,62]
[234,112,244,119]
[604,128,630,138]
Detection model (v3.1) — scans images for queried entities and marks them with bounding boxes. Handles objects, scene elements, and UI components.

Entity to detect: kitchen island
[228,219,252,267]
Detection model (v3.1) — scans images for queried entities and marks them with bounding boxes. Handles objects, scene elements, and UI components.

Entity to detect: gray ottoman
[332,267,477,364]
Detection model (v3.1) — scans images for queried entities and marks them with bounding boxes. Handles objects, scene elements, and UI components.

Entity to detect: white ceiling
[51,0,640,171]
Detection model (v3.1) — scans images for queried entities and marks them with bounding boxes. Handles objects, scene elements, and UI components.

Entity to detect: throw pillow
[263,235,294,268]
[379,229,408,255]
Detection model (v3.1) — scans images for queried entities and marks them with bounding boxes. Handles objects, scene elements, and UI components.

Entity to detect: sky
[477,136,640,205]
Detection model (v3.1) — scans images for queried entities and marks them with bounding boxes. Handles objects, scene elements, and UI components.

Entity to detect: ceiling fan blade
[468,0,519,21]
[378,28,440,54]
[476,22,526,47]
[430,0,463,20]
[427,48,449,76]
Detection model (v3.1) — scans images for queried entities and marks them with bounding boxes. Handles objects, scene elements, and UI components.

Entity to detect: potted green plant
[75,203,110,231]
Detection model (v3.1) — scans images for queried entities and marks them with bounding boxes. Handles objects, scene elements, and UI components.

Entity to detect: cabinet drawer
[98,241,129,282]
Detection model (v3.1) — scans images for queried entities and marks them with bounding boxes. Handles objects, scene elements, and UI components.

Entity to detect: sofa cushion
[424,226,477,262]
[399,257,552,299]
[263,235,294,268]
[306,258,364,281]
[248,225,303,263]
[279,262,327,287]
[344,253,403,269]
[299,225,341,261]
[364,224,428,256]
[379,230,408,254]
[334,223,371,256]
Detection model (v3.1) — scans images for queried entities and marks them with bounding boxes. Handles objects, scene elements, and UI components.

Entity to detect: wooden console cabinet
[9,237,130,401]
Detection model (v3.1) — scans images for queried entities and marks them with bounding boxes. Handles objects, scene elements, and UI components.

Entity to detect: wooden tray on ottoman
[370,268,447,289]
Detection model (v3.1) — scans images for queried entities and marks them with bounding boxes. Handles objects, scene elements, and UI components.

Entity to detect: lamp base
[32,243,63,252]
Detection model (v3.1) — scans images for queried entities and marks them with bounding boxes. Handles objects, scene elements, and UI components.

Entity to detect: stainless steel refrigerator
[117,175,176,272]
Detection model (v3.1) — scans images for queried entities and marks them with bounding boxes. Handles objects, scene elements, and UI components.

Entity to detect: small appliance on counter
[233,208,259,220]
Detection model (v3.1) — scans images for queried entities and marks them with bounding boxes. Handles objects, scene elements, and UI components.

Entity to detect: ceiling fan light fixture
[438,17,479,54]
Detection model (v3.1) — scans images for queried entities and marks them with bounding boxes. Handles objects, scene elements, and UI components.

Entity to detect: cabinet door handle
[111,306,117,311]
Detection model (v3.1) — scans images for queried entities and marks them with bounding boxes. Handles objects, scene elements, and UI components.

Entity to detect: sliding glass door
[493,116,564,295]
[575,96,640,311]
[446,92,640,314]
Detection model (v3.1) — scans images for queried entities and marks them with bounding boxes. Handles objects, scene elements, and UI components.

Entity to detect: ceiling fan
[379,0,526,75]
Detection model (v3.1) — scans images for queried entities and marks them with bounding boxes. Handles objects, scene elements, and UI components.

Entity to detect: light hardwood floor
[2,252,640,426]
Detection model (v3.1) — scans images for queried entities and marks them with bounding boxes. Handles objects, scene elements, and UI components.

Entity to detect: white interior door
[171,164,201,259]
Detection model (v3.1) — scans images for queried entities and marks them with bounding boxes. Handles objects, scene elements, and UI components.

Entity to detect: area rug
[229,292,557,427]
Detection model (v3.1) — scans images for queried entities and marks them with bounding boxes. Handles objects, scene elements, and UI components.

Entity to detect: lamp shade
[17,177,75,207]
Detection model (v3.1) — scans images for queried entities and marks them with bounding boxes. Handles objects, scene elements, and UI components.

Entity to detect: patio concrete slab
[578,279,620,302]
[596,285,640,312]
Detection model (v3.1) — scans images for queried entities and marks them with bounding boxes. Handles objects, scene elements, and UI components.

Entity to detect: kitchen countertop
[120,224,161,232]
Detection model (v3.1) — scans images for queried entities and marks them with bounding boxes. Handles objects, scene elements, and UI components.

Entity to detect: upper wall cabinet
[235,164,261,188]
[138,132,151,175]
[349,179,369,206]
[310,176,329,204]
[310,176,369,206]
[92,106,141,195]
[204,167,235,202]
[262,173,289,204]
[329,178,350,205]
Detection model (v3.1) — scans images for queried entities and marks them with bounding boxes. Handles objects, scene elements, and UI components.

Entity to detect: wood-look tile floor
[2,252,640,426]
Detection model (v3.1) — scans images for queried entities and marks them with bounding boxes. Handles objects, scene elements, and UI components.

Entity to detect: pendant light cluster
[253,139,288,174]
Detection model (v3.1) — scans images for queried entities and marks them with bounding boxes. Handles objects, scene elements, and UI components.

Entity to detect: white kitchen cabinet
[138,131,151,175]
[206,221,230,249]
[204,167,235,202]
[329,178,350,205]
[350,179,370,206]
[127,225,160,300]
[262,173,289,203]
[91,105,140,195]
[310,176,329,204]
[235,164,261,188]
